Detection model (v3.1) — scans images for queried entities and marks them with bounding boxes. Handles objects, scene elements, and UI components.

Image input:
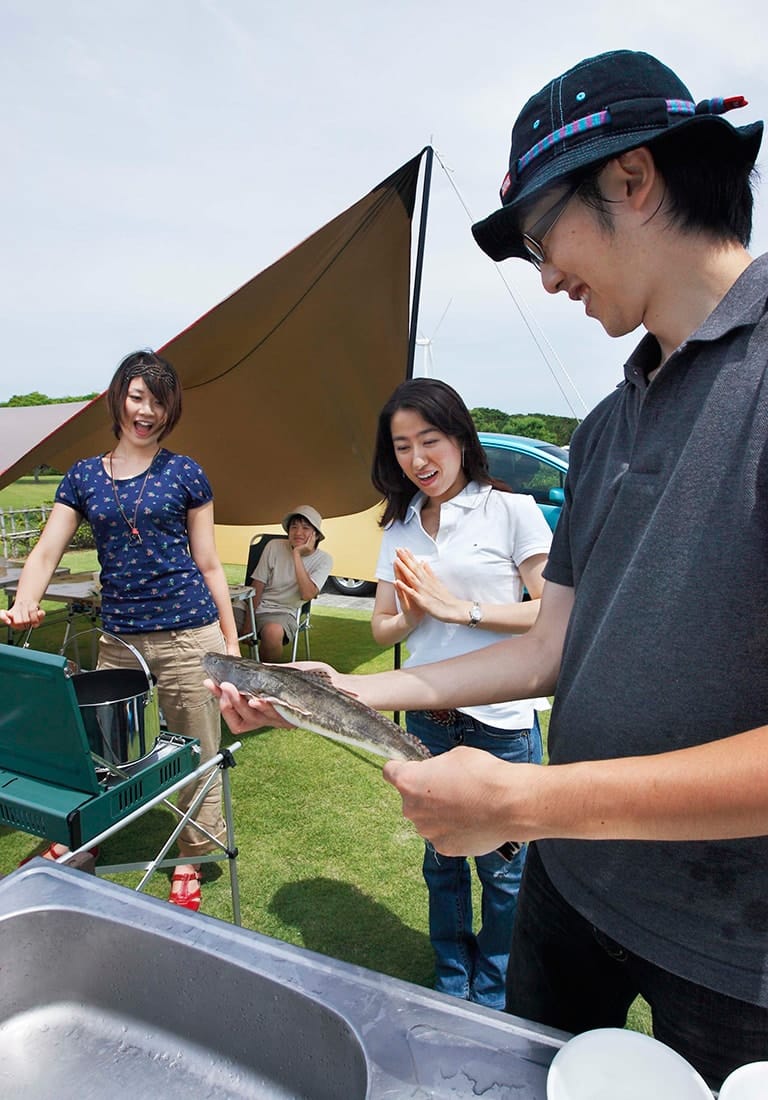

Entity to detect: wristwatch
[468,601,483,628]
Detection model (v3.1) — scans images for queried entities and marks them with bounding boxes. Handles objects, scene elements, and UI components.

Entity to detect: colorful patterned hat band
[509,95,748,192]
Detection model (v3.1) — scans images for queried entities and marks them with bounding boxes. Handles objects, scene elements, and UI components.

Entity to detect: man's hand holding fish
[204,660,351,732]
[202,654,432,762]
[383,747,542,856]
[205,677,294,733]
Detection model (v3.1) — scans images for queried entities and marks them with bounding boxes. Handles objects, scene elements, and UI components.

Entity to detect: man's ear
[611,147,658,209]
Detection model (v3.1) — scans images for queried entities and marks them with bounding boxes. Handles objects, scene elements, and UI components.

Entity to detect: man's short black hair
[573,127,760,247]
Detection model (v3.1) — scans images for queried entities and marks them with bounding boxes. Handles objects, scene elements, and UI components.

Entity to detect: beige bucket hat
[282,504,325,542]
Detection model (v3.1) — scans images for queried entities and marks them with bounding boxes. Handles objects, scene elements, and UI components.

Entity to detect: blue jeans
[406,709,543,1010]
[507,843,768,1090]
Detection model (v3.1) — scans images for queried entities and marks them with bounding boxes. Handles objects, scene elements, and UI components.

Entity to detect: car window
[484,447,564,505]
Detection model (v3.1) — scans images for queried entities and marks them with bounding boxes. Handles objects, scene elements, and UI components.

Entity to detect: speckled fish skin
[202,653,431,761]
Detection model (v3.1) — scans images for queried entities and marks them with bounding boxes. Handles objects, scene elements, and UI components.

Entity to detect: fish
[202,653,430,761]
[202,652,521,861]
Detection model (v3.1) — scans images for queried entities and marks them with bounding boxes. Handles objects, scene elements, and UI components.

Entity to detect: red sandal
[18,842,100,868]
[168,868,202,912]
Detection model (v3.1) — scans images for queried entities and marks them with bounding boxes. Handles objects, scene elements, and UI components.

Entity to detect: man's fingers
[203,676,222,698]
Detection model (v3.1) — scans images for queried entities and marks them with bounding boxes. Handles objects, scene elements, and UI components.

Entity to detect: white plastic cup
[718,1061,768,1099]
[546,1028,713,1100]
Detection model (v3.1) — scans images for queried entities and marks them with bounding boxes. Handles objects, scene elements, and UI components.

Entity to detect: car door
[482,442,566,532]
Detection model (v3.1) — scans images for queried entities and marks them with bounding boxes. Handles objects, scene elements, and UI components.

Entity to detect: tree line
[470,408,577,446]
[0,391,99,407]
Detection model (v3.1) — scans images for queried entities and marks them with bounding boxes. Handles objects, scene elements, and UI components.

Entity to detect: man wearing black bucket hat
[399,50,768,1085]
[213,50,768,1087]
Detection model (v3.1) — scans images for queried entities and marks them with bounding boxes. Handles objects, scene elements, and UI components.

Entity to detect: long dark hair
[107,349,182,441]
[372,377,509,527]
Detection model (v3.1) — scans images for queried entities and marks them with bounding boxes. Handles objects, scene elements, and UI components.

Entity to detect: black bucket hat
[472,49,763,262]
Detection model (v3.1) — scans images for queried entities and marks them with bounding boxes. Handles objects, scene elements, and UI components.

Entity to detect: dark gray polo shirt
[540,253,768,1006]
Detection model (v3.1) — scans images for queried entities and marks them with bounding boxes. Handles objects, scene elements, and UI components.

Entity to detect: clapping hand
[393,547,464,626]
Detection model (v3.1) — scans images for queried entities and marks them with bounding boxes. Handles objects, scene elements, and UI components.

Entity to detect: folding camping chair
[231,533,313,661]
[228,583,257,655]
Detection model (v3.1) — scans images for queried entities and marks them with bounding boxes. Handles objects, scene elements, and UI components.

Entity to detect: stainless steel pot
[64,631,160,768]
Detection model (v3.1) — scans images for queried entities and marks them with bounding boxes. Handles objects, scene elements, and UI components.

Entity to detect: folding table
[3,574,100,650]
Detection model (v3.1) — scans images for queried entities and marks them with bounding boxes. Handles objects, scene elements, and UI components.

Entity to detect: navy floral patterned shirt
[56,449,219,634]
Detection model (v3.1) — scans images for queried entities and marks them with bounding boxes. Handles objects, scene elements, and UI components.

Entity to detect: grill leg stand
[221,758,241,926]
[57,743,243,926]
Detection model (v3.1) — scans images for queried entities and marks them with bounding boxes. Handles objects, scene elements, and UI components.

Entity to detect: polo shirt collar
[404,480,491,524]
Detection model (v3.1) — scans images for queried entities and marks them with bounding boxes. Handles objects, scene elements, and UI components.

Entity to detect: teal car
[479,432,569,531]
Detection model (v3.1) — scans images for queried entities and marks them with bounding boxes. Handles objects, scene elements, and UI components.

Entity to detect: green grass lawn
[0,475,60,510]
[0,545,651,1035]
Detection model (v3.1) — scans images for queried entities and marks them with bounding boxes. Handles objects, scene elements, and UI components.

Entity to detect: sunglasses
[522,183,582,270]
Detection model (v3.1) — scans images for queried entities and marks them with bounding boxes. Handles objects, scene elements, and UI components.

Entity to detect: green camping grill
[0,642,200,849]
[0,642,242,922]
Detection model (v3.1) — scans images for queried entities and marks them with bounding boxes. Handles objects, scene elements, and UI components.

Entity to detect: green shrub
[29,515,96,552]
[69,520,96,550]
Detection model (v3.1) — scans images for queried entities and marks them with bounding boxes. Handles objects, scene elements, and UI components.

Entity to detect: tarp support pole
[406,145,434,379]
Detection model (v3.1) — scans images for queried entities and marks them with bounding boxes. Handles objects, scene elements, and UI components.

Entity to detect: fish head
[201,651,232,682]
[201,651,266,689]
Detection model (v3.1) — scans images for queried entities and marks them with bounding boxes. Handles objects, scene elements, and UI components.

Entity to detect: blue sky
[2,0,766,417]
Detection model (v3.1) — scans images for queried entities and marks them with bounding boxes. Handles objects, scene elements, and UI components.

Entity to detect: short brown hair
[106,350,182,440]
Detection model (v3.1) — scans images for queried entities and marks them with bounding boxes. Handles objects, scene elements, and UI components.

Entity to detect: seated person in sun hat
[249,505,332,661]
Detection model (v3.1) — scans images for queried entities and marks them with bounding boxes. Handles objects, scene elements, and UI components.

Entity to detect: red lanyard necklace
[108,449,160,544]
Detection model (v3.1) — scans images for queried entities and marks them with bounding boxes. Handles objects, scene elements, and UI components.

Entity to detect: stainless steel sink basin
[0,907,366,1098]
[0,862,565,1098]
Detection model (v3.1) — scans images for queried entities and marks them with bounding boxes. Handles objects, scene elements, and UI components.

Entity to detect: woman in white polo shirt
[370,378,552,1010]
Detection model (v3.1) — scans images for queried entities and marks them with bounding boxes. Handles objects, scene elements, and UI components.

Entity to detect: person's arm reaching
[0,502,80,629]
[372,569,768,853]
[209,578,572,730]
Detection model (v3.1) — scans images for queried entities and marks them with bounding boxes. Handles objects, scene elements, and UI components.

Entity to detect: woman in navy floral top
[3,350,239,911]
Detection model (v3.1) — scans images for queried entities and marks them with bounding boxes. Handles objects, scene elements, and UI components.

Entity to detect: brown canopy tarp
[0,153,423,528]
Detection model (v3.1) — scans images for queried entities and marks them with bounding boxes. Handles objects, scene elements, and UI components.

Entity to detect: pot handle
[61,627,154,699]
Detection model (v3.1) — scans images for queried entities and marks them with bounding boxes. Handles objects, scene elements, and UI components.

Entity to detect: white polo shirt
[376,481,552,729]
